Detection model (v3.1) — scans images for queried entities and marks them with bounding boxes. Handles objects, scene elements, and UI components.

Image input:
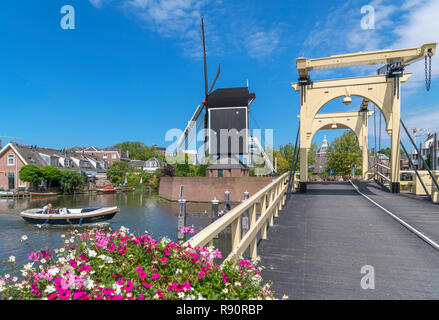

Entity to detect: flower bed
[0,227,276,300]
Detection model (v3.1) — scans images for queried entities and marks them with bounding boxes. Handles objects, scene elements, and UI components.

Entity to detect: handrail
[185,172,290,262]
[376,171,391,182]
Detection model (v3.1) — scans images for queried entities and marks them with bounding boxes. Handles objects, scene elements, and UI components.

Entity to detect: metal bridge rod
[286,125,300,198]
[401,119,439,194]
[400,141,431,199]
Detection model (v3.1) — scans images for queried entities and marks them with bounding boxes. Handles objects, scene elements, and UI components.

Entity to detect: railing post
[211,198,219,221]
[177,199,187,240]
[269,190,274,226]
[231,217,241,251]
[224,190,231,213]
[261,194,268,240]
[249,204,257,259]
[242,191,250,235]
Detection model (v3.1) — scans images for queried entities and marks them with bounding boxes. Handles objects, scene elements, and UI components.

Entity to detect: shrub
[41,166,62,188]
[19,165,43,184]
[0,227,276,300]
[60,170,84,195]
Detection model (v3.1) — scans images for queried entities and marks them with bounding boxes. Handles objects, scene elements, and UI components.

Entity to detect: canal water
[0,191,223,270]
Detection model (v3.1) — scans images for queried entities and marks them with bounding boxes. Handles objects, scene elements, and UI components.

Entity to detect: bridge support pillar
[299,182,307,193]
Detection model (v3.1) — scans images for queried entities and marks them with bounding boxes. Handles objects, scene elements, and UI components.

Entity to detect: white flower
[4,274,10,279]
[282,295,289,300]
[8,256,15,263]
[87,250,97,257]
[61,234,65,238]
[222,288,228,294]
[234,281,242,287]
[65,240,70,244]
[197,293,206,300]
[178,292,185,298]
[112,283,122,295]
[40,258,47,264]
[12,277,17,282]
[48,267,60,276]
[24,263,34,271]
[59,248,65,253]
[44,285,56,294]
[84,278,95,290]
[176,268,183,274]
[21,271,27,277]
[98,255,113,263]
[21,235,28,241]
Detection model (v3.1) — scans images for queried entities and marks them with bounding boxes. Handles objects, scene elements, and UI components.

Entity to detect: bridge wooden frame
[292,42,437,193]
[185,172,290,262]
[301,110,374,178]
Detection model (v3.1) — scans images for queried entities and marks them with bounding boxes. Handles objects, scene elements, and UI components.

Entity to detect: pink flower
[142,282,152,289]
[28,252,39,262]
[159,256,167,263]
[154,289,163,299]
[69,259,77,268]
[198,271,205,279]
[151,273,160,280]
[138,294,145,300]
[180,226,195,234]
[123,280,133,293]
[138,270,147,280]
[108,244,117,252]
[48,292,58,300]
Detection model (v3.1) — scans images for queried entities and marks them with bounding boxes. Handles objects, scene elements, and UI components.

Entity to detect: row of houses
[0,141,166,191]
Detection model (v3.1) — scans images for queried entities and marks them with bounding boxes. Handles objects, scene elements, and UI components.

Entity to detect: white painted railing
[185,172,290,262]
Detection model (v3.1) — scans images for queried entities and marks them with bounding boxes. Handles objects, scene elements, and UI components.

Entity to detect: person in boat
[42,203,53,214]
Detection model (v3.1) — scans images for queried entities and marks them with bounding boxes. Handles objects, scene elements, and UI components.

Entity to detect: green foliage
[41,166,62,187]
[107,161,131,185]
[114,142,162,161]
[325,131,361,176]
[140,170,162,189]
[60,170,84,195]
[19,165,43,184]
[378,147,391,158]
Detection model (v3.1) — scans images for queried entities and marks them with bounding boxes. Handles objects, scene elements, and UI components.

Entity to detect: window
[50,157,59,167]
[7,154,14,166]
[103,153,108,159]
[64,159,71,168]
[218,169,223,177]
[112,153,117,159]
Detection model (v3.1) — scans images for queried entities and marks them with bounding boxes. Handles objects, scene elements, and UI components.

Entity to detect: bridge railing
[401,170,439,202]
[185,172,290,263]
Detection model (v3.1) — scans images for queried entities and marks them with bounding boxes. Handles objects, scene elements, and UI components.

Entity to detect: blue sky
[1,0,438,152]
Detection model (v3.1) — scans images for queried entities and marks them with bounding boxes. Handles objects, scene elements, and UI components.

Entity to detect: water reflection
[0,192,218,269]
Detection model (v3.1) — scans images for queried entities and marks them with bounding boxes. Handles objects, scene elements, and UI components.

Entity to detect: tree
[114,142,161,161]
[60,170,84,195]
[325,131,361,176]
[41,166,62,188]
[19,165,43,189]
[107,161,131,185]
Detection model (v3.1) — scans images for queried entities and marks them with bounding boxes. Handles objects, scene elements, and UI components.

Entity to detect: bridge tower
[292,43,436,193]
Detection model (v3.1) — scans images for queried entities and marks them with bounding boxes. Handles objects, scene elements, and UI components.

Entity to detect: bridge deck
[258,181,439,299]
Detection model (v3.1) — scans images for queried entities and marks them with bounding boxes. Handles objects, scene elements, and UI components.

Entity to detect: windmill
[176,17,255,164]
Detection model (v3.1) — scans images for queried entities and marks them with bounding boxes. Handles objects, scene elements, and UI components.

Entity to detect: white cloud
[403,105,439,131]
[245,29,280,59]
[89,0,107,9]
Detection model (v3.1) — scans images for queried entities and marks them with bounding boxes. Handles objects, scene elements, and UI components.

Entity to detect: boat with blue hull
[19,207,120,225]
